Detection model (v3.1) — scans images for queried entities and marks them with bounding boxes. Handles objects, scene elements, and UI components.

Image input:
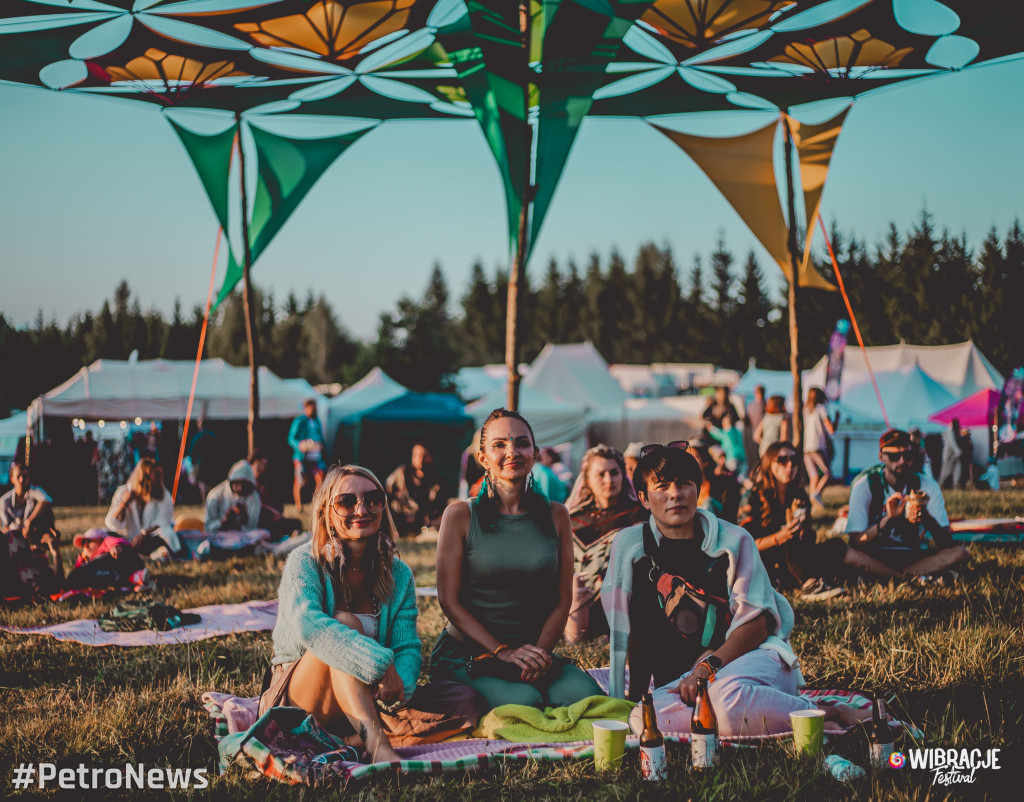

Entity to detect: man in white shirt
[844,429,969,583]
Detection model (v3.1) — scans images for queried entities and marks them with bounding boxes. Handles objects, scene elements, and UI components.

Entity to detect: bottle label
[870,741,895,768]
[691,733,719,768]
[640,745,667,781]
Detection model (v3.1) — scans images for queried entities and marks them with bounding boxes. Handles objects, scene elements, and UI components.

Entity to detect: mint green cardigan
[270,542,421,699]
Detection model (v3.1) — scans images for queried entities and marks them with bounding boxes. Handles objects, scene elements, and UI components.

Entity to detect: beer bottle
[869,693,895,769]
[640,692,667,781]
[690,677,720,768]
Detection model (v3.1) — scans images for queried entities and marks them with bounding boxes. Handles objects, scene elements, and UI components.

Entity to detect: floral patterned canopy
[3,0,1020,298]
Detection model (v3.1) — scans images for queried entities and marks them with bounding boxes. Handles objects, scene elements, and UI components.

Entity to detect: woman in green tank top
[431,409,604,709]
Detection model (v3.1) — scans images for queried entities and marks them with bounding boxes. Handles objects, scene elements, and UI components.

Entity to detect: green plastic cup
[790,709,826,756]
[592,719,629,770]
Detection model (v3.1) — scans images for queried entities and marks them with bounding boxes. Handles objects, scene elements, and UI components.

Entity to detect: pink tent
[928,389,1000,428]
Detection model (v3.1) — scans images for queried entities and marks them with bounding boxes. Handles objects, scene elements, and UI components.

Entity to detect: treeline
[3,210,1021,417]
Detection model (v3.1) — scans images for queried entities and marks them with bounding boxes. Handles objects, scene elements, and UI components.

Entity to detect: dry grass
[2,491,1023,799]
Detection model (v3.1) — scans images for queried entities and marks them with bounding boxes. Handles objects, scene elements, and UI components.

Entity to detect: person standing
[802,388,837,511]
[939,418,963,489]
[743,385,766,472]
[289,399,327,513]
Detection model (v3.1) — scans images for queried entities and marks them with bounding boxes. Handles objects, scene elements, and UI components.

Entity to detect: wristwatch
[697,655,722,677]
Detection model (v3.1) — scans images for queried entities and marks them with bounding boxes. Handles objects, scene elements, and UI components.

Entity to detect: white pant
[628,649,815,738]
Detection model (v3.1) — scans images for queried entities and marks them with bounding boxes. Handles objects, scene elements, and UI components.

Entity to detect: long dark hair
[749,441,809,530]
[476,408,556,538]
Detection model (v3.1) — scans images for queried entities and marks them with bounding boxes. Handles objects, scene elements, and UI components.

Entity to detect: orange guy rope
[817,213,890,428]
[172,226,223,504]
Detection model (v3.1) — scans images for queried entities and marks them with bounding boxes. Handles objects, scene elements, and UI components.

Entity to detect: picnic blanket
[0,599,278,646]
[1,589,438,646]
[177,530,273,560]
[949,517,1024,544]
[204,669,920,786]
[475,695,634,742]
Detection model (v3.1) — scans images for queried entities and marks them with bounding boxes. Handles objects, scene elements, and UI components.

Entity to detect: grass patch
[3,492,1023,799]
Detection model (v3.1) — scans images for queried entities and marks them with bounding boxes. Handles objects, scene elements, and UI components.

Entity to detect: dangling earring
[485,469,497,499]
[525,470,535,494]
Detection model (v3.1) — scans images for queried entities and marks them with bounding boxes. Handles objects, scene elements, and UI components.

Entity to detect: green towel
[477,695,635,742]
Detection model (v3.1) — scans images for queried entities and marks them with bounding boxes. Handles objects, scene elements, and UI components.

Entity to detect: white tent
[807,341,1003,399]
[28,359,319,426]
[589,396,709,449]
[451,365,508,402]
[325,367,406,448]
[525,343,628,412]
[836,364,957,431]
[608,365,679,398]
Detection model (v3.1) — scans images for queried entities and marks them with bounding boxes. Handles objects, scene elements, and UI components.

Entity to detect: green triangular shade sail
[167,118,238,241]
[214,122,374,307]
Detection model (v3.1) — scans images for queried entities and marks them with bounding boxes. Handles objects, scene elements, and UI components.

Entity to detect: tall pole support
[236,113,260,455]
[782,114,804,449]
[505,0,533,411]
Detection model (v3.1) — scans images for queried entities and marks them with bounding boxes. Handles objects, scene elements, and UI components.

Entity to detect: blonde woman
[104,457,178,556]
[261,465,482,762]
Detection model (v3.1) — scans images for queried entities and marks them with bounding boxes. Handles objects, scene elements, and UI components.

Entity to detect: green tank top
[460,497,559,646]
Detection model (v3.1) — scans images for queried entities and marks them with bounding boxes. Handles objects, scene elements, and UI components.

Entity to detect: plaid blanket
[204,668,921,786]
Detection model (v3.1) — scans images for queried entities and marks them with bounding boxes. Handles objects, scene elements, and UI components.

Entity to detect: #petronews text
[902,748,1001,785]
[11,763,209,791]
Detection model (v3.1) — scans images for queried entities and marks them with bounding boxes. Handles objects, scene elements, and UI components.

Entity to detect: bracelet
[696,660,717,679]
[490,643,510,657]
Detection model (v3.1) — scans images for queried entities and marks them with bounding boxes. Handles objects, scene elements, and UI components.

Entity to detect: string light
[135,417,143,425]
[98,420,105,428]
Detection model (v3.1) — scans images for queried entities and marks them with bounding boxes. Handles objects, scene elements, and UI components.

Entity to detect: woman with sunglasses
[432,409,604,709]
[737,442,848,599]
[262,465,480,762]
[602,443,871,736]
[564,444,648,641]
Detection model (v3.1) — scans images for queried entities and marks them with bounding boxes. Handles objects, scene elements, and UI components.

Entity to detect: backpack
[863,465,922,527]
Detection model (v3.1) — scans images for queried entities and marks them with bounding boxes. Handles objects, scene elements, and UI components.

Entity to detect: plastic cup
[592,720,629,770]
[790,709,826,756]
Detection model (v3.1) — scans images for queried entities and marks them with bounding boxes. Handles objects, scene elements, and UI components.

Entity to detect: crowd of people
[1,389,981,761]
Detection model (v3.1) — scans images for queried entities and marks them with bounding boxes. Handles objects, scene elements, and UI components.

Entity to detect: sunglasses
[332,489,386,513]
[639,440,690,459]
[775,454,797,465]
[882,450,914,463]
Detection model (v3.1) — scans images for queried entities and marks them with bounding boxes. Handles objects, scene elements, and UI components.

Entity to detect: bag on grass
[98,601,201,632]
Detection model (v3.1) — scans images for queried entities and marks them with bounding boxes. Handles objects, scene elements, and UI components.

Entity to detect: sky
[1,55,1023,341]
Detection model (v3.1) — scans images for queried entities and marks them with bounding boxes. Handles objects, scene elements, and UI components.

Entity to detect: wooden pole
[236,114,260,455]
[782,114,803,449]
[505,0,533,411]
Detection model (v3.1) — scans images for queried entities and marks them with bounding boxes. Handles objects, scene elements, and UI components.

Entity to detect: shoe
[800,578,848,601]
[938,570,959,588]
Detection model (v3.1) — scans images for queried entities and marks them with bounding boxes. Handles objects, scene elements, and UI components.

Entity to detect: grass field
[2,488,1023,800]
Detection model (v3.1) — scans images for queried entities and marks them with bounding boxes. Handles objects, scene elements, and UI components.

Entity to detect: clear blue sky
[1,56,1022,340]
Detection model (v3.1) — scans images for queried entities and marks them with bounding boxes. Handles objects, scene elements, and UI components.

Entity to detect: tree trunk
[236,115,260,455]
[505,0,533,411]
[783,114,803,449]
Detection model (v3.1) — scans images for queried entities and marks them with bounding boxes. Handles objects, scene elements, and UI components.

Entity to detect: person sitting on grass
[0,462,55,546]
[65,527,145,590]
[602,443,871,737]
[431,409,604,710]
[104,457,179,558]
[262,465,482,763]
[204,460,262,533]
[737,442,848,600]
[564,444,647,641]
[385,443,446,537]
[0,520,62,599]
[844,429,970,585]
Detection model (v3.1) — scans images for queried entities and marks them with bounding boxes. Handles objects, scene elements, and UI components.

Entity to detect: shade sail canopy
[928,388,1000,428]
[28,358,318,425]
